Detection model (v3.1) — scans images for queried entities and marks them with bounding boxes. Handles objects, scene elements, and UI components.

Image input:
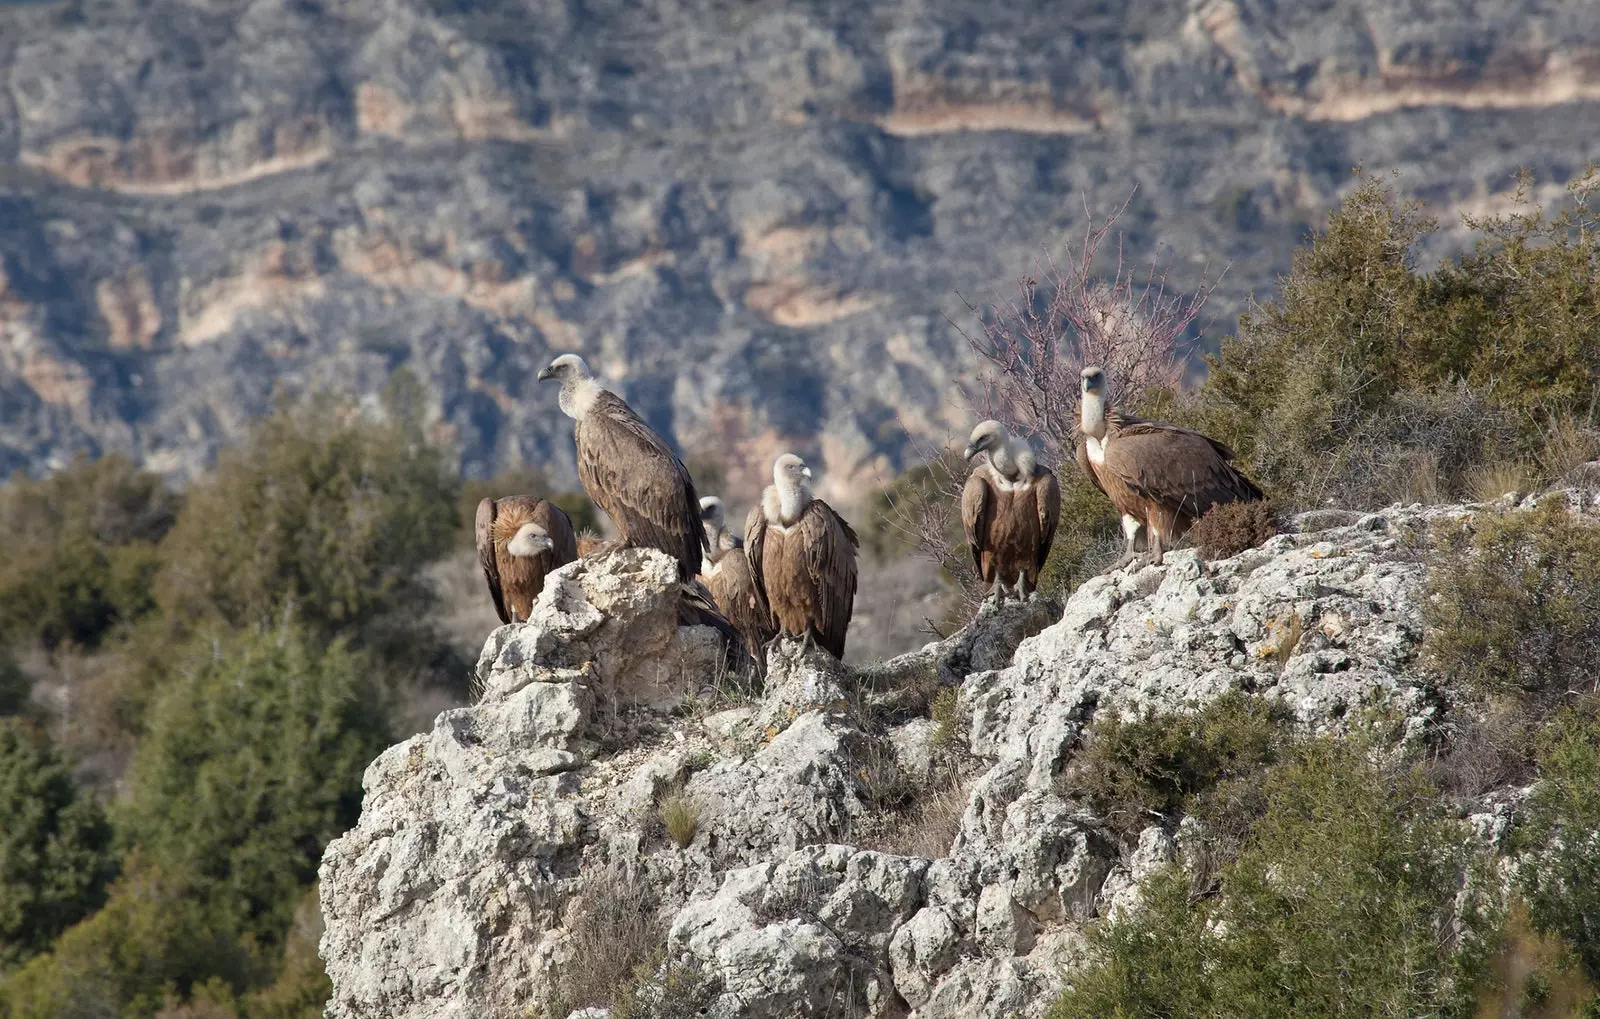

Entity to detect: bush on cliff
[1424,500,1600,704]
[1517,703,1600,986]
[1051,737,1497,1019]
[1197,167,1600,509]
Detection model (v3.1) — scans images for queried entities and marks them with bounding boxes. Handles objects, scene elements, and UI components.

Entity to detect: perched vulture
[699,496,777,668]
[1075,365,1265,565]
[745,454,859,660]
[474,496,579,624]
[961,421,1062,605]
[538,353,706,582]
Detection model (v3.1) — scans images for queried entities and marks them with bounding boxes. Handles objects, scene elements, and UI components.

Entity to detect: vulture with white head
[961,420,1061,605]
[744,454,859,660]
[698,496,777,670]
[474,496,579,623]
[1075,365,1264,565]
[538,353,706,581]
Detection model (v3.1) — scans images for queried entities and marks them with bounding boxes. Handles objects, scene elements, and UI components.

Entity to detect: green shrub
[156,396,458,639]
[0,650,27,716]
[1052,738,1497,1019]
[0,855,253,1019]
[0,453,178,651]
[1424,501,1600,702]
[1516,703,1600,984]
[1068,692,1293,834]
[0,718,118,968]
[1197,167,1600,510]
[118,625,390,951]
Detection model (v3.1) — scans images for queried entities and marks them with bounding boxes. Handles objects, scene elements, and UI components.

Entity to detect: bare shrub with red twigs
[872,190,1226,616]
[954,188,1223,468]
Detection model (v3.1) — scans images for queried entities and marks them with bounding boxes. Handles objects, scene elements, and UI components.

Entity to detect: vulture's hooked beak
[536,366,555,381]
[802,466,813,480]
[962,443,979,461]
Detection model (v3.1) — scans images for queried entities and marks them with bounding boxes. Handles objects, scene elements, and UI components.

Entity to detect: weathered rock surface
[320,495,1594,1018]
[3,0,1598,493]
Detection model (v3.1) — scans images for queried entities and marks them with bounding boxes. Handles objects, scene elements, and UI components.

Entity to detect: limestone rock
[320,500,1561,1019]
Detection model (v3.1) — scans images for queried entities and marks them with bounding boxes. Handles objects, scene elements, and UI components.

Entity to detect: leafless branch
[949,186,1225,469]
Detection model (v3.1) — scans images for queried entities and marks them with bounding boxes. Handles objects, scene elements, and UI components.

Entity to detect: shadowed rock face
[2,0,1598,496]
[319,493,1596,1018]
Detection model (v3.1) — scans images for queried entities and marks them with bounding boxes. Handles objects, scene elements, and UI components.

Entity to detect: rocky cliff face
[317,492,1578,1018]
[2,0,1598,497]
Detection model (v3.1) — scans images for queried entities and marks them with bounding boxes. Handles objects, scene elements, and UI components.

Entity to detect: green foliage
[0,718,117,969]
[1052,739,1496,1019]
[0,651,26,716]
[1424,501,1600,702]
[238,888,331,1019]
[0,855,253,1019]
[1198,167,1600,509]
[1069,692,1293,834]
[118,625,390,951]
[157,396,458,639]
[1517,703,1600,985]
[0,453,179,650]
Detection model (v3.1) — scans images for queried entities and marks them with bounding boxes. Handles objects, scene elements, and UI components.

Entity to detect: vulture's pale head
[774,453,812,486]
[699,496,726,530]
[1080,366,1107,396]
[964,420,1008,461]
[540,353,601,418]
[507,523,554,558]
[537,353,592,383]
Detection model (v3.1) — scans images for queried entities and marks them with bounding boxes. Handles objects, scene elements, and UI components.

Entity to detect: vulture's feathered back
[745,454,859,660]
[960,420,1061,602]
[539,354,706,582]
[474,495,579,624]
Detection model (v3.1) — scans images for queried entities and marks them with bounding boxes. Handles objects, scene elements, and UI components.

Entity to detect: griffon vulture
[699,496,777,668]
[961,421,1062,606]
[1075,366,1264,566]
[745,454,859,660]
[538,353,706,582]
[474,496,579,624]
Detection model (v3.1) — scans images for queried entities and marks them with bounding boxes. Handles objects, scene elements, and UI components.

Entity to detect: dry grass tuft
[658,794,700,849]
[872,776,970,859]
[1186,500,1279,560]
[549,865,664,1017]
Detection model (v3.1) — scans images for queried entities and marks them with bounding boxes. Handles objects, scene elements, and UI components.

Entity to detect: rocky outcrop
[3,0,1597,490]
[318,495,1588,1018]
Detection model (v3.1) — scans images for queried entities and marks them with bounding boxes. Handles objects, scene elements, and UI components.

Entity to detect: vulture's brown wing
[743,502,771,609]
[801,499,859,659]
[1102,425,1262,518]
[576,390,705,581]
[474,497,512,625]
[961,467,993,576]
[711,550,776,653]
[1034,466,1062,570]
[530,499,579,568]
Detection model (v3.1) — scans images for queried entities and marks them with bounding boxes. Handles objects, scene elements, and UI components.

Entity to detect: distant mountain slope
[2,0,1597,502]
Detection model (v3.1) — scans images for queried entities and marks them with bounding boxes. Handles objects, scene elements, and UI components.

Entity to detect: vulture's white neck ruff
[765,480,811,530]
[1080,390,1110,465]
[558,377,604,419]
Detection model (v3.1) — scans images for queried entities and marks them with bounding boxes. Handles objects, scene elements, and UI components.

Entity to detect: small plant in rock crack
[658,793,700,849]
